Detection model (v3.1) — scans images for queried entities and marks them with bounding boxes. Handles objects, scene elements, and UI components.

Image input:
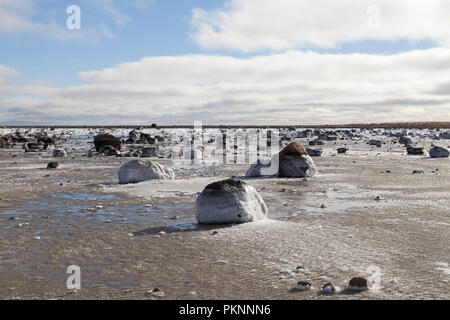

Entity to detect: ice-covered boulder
[277,142,317,178]
[245,142,317,178]
[196,179,268,224]
[118,160,174,184]
[429,146,449,158]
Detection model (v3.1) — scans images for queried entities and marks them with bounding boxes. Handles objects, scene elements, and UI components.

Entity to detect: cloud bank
[1,49,450,125]
[191,0,450,52]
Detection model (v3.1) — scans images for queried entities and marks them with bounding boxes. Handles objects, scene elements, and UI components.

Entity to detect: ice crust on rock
[118,160,175,184]
[196,179,268,224]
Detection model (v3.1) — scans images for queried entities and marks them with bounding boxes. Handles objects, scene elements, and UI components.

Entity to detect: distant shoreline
[1,122,449,129]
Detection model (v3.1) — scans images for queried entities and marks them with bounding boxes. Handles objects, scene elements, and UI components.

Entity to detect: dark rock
[306,147,322,157]
[321,282,336,294]
[406,146,424,155]
[429,146,449,158]
[47,161,59,169]
[295,281,311,291]
[348,277,369,291]
[94,133,121,152]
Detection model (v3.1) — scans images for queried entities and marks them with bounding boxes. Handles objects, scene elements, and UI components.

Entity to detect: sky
[1,0,450,125]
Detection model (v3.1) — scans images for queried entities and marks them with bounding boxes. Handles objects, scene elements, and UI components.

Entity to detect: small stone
[321,282,336,294]
[211,231,219,235]
[147,288,165,297]
[348,277,369,291]
[47,161,59,169]
[295,281,311,291]
[104,220,112,224]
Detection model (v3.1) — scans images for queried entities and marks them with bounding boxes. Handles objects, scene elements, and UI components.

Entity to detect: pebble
[295,281,311,291]
[147,288,165,297]
[321,282,336,294]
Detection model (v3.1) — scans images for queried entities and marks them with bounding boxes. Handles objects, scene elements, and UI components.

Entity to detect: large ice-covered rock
[245,142,317,178]
[429,146,449,158]
[118,160,174,184]
[196,179,268,224]
[278,142,317,177]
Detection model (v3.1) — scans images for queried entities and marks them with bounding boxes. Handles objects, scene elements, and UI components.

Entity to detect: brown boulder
[279,142,307,157]
[94,133,122,152]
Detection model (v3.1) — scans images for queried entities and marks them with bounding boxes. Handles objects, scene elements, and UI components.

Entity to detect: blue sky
[1,0,226,86]
[0,0,449,125]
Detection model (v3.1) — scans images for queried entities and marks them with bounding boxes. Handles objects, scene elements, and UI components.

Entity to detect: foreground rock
[429,146,449,158]
[246,142,317,178]
[196,179,268,224]
[118,160,174,184]
[94,133,122,152]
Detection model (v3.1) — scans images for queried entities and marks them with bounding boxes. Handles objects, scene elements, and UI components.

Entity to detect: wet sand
[0,135,449,300]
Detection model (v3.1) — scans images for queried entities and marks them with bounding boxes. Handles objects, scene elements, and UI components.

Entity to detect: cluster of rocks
[295,277,369,294]
[0,130,60,152]
[93,131,166,158]
[124,130,163,145]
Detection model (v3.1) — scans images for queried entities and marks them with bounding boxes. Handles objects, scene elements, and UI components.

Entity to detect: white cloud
[0,0,154,42]
[1,48,450,124]
[190,0,450,52]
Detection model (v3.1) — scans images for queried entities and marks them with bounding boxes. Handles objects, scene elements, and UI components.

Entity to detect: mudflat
[0,128,449,300]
